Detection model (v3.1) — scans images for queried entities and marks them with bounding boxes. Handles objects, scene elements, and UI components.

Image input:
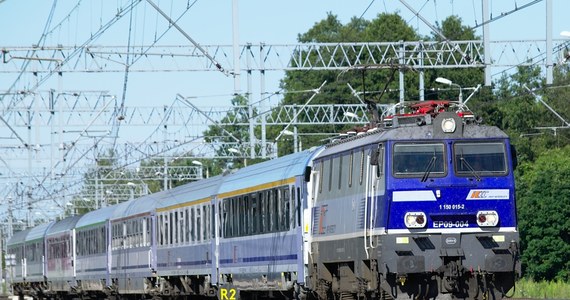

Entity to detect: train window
[165,214,169,245]
[260,192,267,233]
[296,187,301,228]
[95,228,98,253]
[238,197,244,236]
[197,206,202,242]
[328,158,333,192]
[283,187,291,230]
[210,204,215,239]
[318,162,323,193]
[349,151,354,188]
[172,212,177,245]
[126,221,132,248]
[393,143,446,178]
[338,155,343,190]
[218,203,223,238]
[252,193,259,234]
[243,195,250,236]
[291,186,297,228]
[272,189,279,232]
[158,215,164,246]
[359,149,365,185]
[191,207,196,242]
[168,212,174,245]
[178,209,187,244]
[202,206,207,240]
[184,209,189,244]
[454,142,507,176]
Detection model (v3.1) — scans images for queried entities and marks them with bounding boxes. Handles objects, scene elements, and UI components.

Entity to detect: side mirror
[370,149,379,165]
[510,145,518,171]
[370,144,384,177]
[304,166,312,182]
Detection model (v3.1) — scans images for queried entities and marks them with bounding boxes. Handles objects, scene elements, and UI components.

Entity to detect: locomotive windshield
[454,141,508,176]
[393,143,445,177]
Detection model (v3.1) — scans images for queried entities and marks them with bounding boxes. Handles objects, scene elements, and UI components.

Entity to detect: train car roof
[46,215,82,236]
[25,221,55,243]
[75,205,117,230]
[157,175,224,210]
[218,147,323,196]
[6,228,31,247]
[317,124,508,159]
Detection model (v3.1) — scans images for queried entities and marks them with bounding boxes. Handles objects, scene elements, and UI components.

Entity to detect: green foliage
[517,146,570,281]
[202,94,267,172]
[513,278,570,298]
[364,13,419,42]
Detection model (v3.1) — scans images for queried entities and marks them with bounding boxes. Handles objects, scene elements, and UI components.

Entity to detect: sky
[0,0,569,219]
[1,0,568,109]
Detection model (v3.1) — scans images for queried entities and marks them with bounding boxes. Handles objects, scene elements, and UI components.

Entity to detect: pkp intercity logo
[466,189,509,200]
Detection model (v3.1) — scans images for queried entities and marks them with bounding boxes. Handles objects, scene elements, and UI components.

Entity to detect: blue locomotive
[7,100,520,299]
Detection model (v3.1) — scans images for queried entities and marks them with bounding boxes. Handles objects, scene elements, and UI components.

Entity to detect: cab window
[454,142,507,176]
[393,143,445,178]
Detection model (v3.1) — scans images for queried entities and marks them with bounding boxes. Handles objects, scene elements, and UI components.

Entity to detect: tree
[517,146,570,281]
[427,16,487,104]
[490,65,561,163]
[275,13,421,156]
[202,94,265,173]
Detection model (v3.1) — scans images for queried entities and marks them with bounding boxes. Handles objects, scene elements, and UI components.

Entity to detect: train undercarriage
[307,235,520,300]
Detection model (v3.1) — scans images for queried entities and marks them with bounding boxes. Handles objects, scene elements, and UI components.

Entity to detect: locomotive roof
[76,205,117,229]
[218,147,323,196]
[157,175,225,210]
[46,215,82,236]
[25,221,55,243]
[317,123,508,159]
[6,228,31,247]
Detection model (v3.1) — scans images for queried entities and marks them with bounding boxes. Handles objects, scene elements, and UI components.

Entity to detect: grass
[512,278,570,299]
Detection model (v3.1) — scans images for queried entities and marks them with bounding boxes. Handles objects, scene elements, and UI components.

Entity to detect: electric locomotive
[5,100,520,300]
[307,101,520,299]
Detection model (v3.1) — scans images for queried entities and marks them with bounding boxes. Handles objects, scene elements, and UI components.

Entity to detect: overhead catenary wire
[145,0,229,76]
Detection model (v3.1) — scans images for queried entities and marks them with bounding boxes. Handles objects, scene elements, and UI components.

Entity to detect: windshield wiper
[421,156,437,182]
[460,157,481,181]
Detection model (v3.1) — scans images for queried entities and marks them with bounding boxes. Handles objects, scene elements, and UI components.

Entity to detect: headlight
[441,118,456,133]
[404,212,427,228]
[476,211,499,227]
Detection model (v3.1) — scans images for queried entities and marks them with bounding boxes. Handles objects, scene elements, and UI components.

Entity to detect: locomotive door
[364,144,384,252]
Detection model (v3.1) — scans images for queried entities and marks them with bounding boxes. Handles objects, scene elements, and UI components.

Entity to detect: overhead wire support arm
[146,0,229,76]
[523,84,570,127]
[398,0,475,64]
[177,94,241,143]
[462,84,482,105]
[274,81,327,142]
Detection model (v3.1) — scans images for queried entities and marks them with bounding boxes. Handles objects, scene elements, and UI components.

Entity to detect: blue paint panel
[242,254,297,263]
[83,268,107,272]
[112,265,150,271]
[384,139,518,230]
[157,260,212,268]
[219,254,297,265]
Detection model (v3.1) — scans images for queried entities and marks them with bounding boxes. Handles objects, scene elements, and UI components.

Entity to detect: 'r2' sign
[219,288,238,300]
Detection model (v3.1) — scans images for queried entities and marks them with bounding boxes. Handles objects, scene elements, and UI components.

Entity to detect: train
[7,100,520,299]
